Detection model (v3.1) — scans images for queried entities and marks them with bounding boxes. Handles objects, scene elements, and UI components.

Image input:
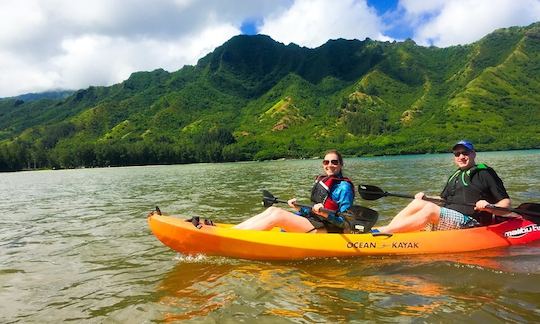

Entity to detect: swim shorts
[425,207,480,231]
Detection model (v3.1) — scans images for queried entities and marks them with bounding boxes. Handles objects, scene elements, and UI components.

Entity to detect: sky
[1,0,540,97]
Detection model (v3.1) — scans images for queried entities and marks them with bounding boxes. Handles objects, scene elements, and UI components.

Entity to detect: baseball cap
[452,140,475,151]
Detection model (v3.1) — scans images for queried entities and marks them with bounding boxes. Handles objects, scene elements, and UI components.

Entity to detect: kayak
[148,214,540,261]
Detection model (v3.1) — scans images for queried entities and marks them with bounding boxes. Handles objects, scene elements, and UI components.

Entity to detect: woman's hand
[312,203,326,217]
[288,198,299,210]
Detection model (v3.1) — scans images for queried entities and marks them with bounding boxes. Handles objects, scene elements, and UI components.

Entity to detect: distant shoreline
[3,148,538,173]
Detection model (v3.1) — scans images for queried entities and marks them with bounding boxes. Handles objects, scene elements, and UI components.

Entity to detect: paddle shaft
[383,191,444,203]
[270,197,380,231]
[273,198,337,215]
[487,204,540,217]
[361,185,540,219]
[383,192,540,217]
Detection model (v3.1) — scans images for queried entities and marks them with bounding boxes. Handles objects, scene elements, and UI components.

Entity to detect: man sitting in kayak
[376,140,511,234]
[234,149,354,233]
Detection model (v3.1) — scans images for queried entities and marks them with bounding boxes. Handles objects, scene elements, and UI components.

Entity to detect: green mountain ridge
[1,23,539,171]
[2,90,75,102]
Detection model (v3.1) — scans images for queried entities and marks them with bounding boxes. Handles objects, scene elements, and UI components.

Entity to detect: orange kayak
[148,214,540,260]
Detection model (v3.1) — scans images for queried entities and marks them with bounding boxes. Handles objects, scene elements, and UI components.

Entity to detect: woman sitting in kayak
[234,149,354,233]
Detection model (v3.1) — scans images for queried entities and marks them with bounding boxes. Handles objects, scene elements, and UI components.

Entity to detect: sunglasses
[453,151,471,157]
[322,159,340,166]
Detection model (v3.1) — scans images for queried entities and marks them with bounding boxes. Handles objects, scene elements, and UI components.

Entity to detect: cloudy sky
[1,0,539,97]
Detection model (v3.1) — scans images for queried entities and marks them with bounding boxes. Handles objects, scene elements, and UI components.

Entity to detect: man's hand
[474,200,490,211]
[414,192,425,200]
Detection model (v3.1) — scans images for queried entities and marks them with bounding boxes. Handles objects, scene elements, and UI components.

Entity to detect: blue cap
[452,140,474,151]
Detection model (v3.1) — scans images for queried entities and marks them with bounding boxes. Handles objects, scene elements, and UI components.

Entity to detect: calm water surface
[1,150,539,322]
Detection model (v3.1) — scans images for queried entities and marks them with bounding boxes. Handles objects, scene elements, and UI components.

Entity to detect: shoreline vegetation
[3,148,537,173]
[1,23,540,172]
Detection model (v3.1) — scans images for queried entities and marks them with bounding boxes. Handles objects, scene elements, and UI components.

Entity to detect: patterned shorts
[425,207,480,231]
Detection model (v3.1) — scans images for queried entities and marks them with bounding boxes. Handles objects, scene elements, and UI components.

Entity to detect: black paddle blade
[517,203,540,214]
[342,206,379,233]
[515,203,540,220]
[261,190,277,208]
[358,184,387,201]
[347,206,379,222]
[262,199,274,208]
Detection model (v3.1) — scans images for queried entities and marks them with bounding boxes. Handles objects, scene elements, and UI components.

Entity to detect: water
[1,150,539,322]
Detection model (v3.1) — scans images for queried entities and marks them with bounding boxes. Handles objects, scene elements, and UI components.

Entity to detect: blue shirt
[298,180,354,215]
[331,180,354,213]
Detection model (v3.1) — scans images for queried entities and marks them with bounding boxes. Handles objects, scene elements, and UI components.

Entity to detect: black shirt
[440,165,509,224]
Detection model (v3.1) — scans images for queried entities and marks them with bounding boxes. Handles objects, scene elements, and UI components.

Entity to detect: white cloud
[398,0,446,17]
[0,0,287,97]
[260,0,390,47]
[0,50,59,95]
[48,23,240,91]
[399,0,540,47]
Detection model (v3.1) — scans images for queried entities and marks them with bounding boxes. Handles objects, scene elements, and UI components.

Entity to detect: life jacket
[310,175,354,211]
[442,163,498,224]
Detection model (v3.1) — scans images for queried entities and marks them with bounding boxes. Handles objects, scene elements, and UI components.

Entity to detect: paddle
[261,190,378,233]
[358,184,540,221]
[358,184,443,203]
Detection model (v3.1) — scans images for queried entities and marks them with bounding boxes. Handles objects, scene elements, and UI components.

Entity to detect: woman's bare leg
[233,207,277,229]
[234,207,316,232]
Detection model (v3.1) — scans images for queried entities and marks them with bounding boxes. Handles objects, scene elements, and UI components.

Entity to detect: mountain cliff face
[1,23,539,171]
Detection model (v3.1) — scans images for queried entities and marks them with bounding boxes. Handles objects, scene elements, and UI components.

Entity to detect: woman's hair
[324,149,343,165]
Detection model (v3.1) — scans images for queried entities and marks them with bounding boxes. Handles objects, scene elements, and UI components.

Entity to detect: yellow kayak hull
[148,214,540,260]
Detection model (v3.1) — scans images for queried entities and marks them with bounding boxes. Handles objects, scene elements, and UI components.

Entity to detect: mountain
[3,90,75,102]
[1,23,539,171]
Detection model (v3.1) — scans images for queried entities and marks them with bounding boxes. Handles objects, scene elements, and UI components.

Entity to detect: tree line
[0,127,240,171]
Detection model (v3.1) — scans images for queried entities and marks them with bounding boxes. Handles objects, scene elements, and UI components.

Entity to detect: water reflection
[154,242,540,322]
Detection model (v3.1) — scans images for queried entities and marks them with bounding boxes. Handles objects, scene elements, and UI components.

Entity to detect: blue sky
[1,0,539,97]
[367,0,412,39]
[368,0,398,14]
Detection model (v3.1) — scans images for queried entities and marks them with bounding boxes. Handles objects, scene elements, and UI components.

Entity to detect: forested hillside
[1,23,539,171]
